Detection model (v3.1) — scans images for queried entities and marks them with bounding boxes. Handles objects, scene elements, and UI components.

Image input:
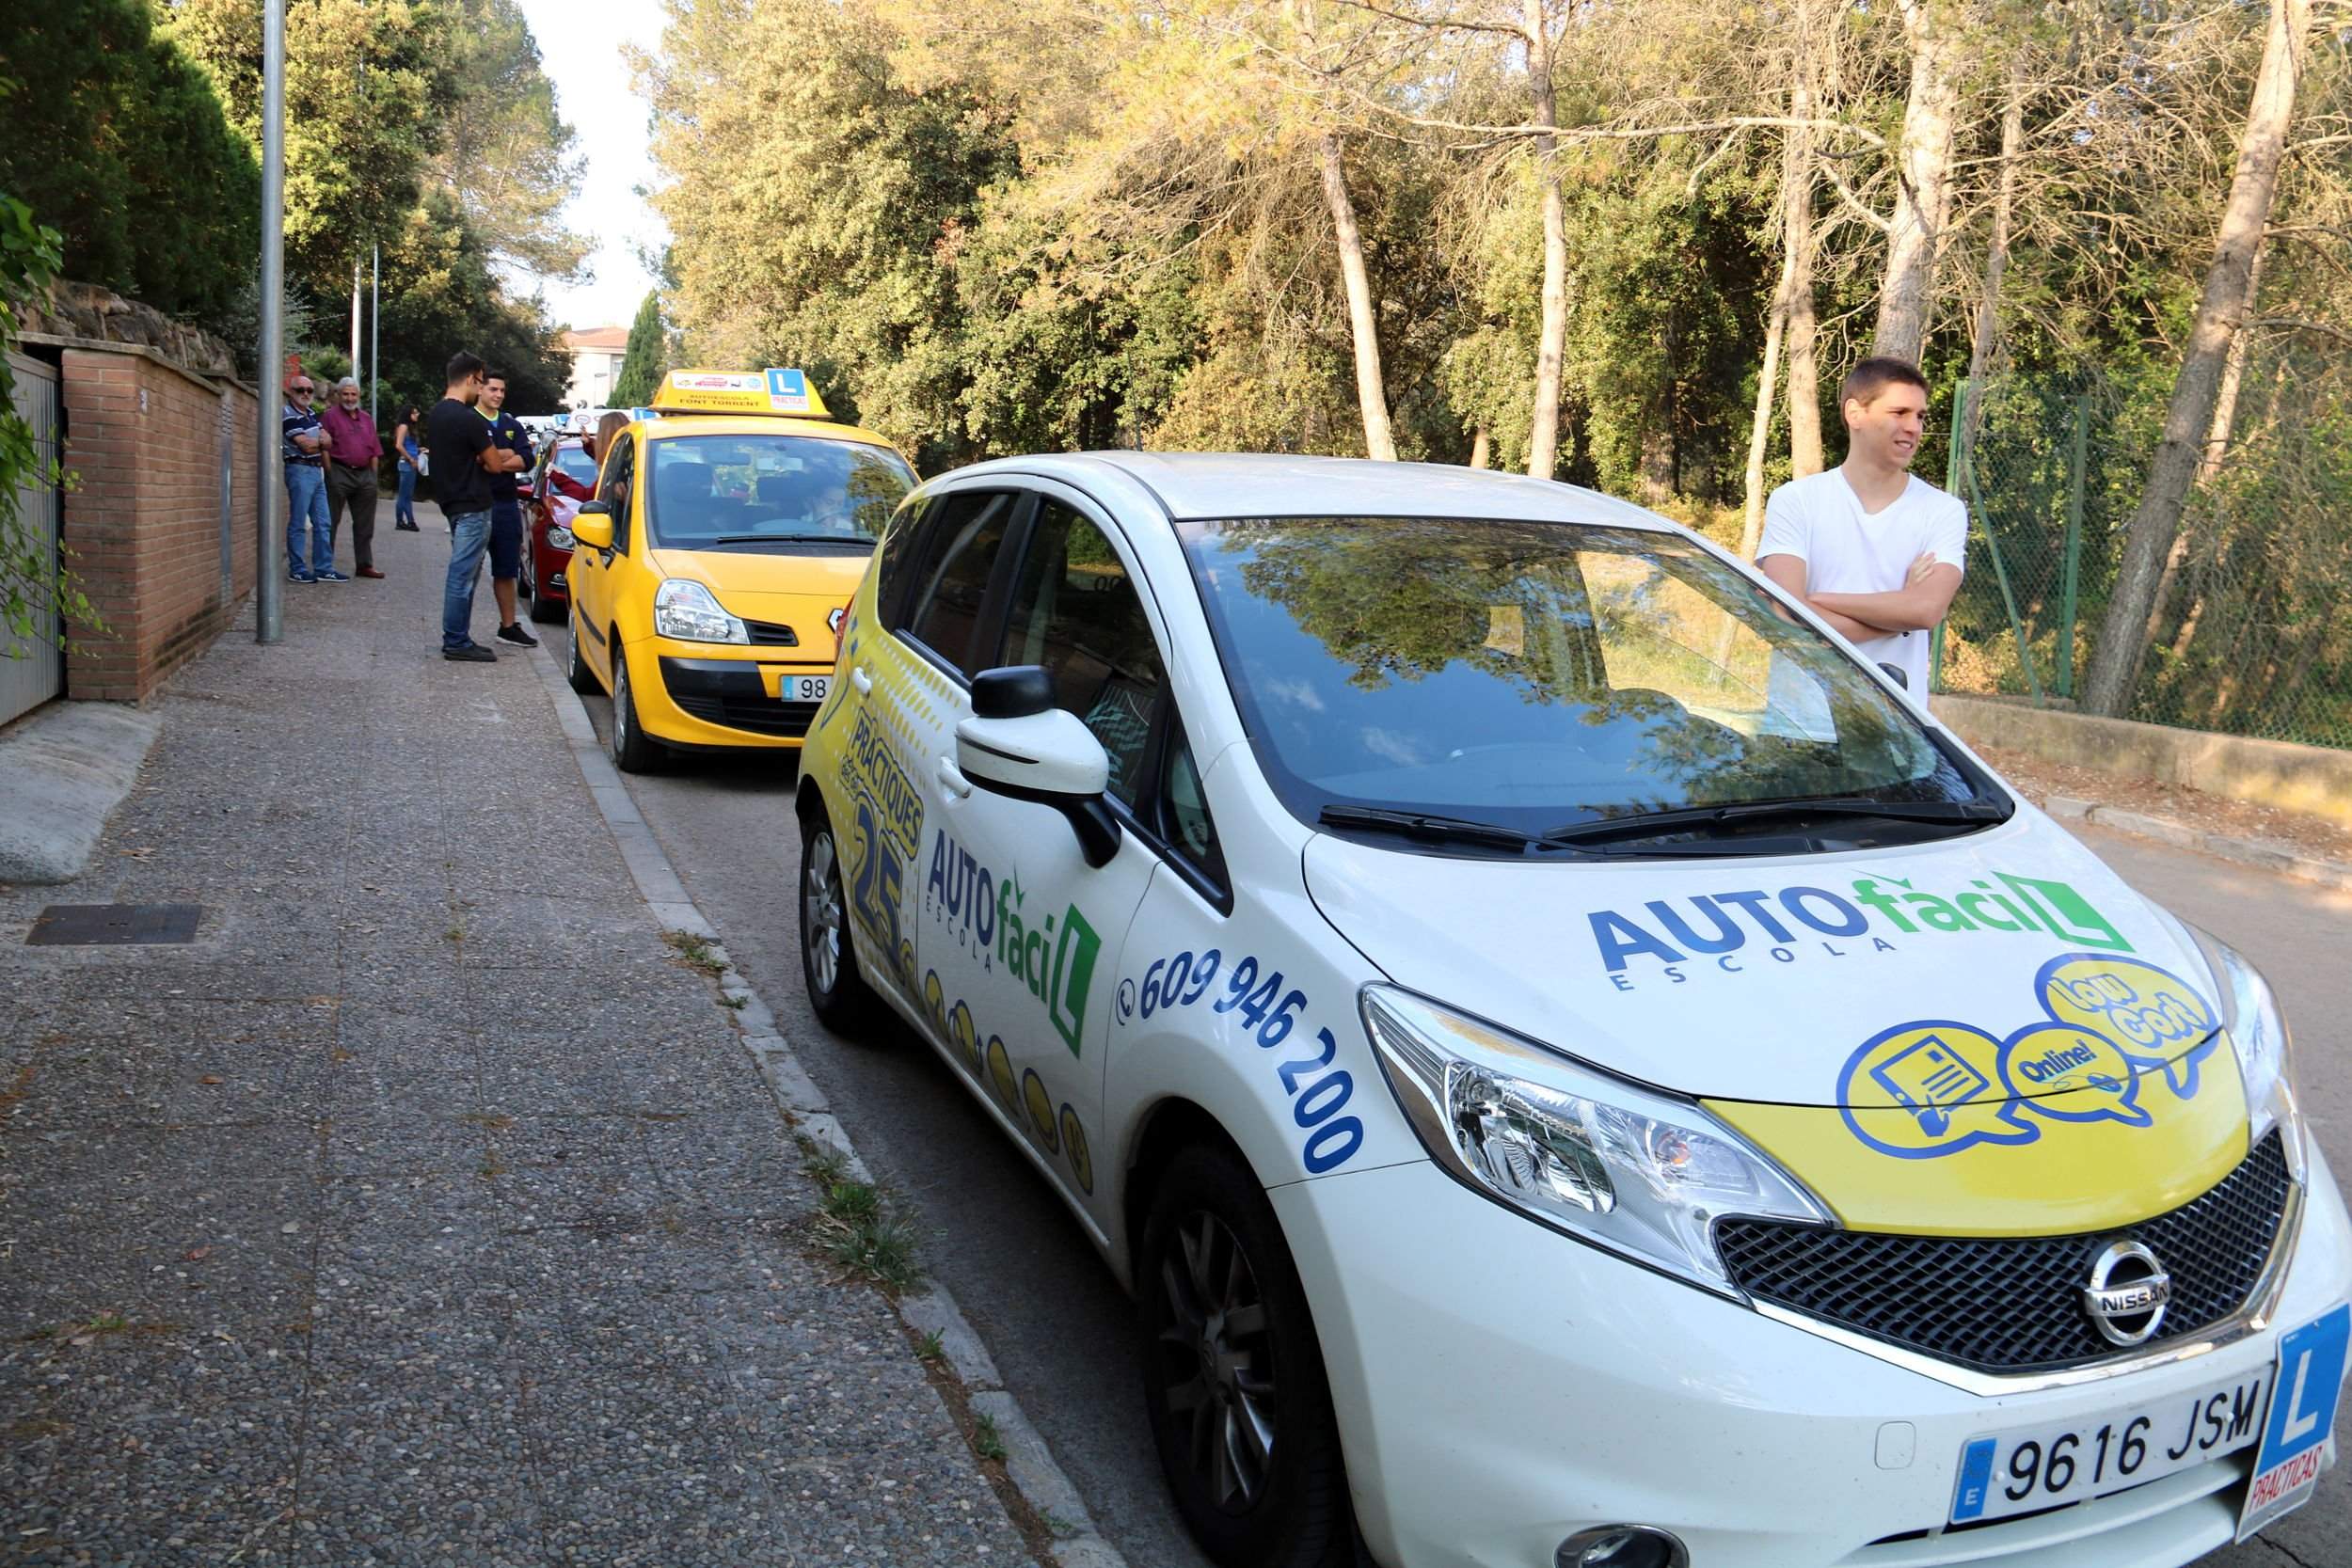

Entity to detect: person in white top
[1756,356,1967,696]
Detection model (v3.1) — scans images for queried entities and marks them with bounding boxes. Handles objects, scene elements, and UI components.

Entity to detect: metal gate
[1,351,62,726]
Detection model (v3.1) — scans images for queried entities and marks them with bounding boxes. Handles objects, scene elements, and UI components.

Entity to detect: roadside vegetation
[636,0,2352,742]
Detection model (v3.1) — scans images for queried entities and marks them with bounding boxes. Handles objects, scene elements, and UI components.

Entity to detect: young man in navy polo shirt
[478,370,538,648]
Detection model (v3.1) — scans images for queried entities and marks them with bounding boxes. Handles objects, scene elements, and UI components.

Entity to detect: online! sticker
[1837,955,2219,1159]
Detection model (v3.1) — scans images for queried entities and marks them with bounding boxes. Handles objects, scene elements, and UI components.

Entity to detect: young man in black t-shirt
[427,351,526,661]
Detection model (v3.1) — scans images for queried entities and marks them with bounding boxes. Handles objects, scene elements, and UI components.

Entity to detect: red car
[522,435,599,625]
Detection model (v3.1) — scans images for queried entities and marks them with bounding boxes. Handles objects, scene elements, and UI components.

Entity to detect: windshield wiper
[1317,804,1535,851]
[1539,796,2008,849]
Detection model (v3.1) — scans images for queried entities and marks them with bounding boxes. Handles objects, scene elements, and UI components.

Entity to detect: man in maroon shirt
[319,377,385,578]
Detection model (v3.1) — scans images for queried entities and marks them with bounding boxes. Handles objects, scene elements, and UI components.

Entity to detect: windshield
[1179,516,1995,841]
[645,433,915,548]
[550,442,597,485]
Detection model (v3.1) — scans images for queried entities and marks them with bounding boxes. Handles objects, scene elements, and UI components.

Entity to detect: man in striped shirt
[281,375,344,582]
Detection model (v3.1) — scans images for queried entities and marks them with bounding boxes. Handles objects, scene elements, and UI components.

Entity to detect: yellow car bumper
[624,635,835,752]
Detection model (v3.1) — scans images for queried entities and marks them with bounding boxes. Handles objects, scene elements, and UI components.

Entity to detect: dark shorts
[488,501,523,579]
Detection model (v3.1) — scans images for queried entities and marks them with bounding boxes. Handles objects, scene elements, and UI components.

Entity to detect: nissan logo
[2083,1240,2172,1348]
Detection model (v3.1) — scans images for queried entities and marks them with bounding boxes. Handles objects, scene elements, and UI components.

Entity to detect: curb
[522,640,1128,1568]
[2045,794,2352,894]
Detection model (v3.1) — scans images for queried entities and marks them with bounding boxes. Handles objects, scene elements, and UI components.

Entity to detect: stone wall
[1931,692,2352,830]
[24,280,239,379]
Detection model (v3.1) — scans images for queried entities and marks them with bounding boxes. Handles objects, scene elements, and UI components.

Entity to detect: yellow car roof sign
[650,368,834,420]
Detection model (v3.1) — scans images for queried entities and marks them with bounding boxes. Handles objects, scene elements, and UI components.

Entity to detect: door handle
[850,665,873,695]
[936,756,973,800]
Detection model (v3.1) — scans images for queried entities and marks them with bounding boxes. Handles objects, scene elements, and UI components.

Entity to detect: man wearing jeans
[427,351,525,662]
[281,376,344,583]
[320,377,384,578]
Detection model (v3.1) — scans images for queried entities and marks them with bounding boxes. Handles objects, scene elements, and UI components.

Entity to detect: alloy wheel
[1154,1210,1278,1513]
[803,826,844,996]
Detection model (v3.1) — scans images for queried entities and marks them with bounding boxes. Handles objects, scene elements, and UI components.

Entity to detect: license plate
[1950,1366,2273,1526]
[769,673,830,705]
[2238,1305,2350,1541]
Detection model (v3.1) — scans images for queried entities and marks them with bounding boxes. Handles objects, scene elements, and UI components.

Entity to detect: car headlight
[547,526,574,549]
[1360,986,1832,1294]
[652,578,747,643]
[2189,927,2300,1165]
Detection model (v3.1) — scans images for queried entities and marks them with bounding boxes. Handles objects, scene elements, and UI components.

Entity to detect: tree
[423,0,591,283]
[2082,0,2318,718]
[0,2,258,321]
[612,292,668,407]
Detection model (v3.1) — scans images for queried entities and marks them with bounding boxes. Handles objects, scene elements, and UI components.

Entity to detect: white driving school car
[793,453,2349,1568]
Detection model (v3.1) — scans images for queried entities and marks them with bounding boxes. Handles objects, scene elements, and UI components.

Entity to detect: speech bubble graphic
[2000,1022,2153,1128]
[1838,1022,2041,1159]
[2035,954,2220,1099]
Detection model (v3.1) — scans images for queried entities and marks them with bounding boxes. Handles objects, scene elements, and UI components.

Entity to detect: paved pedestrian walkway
[0,508,1035,1565]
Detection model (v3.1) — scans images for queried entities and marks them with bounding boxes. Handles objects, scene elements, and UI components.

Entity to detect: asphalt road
[546,618,2350,1568]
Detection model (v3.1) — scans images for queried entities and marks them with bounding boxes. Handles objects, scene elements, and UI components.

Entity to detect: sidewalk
[0,507,1035,1565]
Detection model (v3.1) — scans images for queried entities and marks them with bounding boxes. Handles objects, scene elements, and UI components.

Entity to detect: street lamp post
[256,0,286,645]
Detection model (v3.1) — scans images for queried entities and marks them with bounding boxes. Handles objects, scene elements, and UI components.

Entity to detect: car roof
[636,413,904,451]
[943,451,1681,531]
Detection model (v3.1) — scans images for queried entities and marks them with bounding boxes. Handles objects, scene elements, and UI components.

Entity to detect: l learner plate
[2237,1305,2349,1541]
[1950,1365,2272,1526]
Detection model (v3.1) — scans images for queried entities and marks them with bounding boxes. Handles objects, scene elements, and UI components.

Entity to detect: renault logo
[2083,1240,2172,1348]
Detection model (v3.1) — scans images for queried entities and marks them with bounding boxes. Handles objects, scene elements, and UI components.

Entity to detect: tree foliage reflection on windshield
[1184,517,1979,836]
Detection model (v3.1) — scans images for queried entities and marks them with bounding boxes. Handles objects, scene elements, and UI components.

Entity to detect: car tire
[1140,1144,1352,1568]
[798,800,881,1035]
[564,609,598,695]
[610,642,665,774]
[528,574,564,624]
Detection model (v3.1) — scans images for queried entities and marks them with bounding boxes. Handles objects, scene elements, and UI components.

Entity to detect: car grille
[745,619,798,646]
[668,690,818,738]
[1717,1132,2292,1374]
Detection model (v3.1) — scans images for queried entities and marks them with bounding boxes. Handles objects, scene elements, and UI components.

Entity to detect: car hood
[1306,811,2253,1234]
[651,548,868,654]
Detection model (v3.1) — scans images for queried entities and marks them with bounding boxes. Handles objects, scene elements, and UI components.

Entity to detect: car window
[873,496,929,626]
[902,492,1019,676]
[998,500,1166,806]
[1158,726,1225,888]
[553,442,598,486]
[600,434,634,553]
[1177,515,1990,839]
[644,433,914,550]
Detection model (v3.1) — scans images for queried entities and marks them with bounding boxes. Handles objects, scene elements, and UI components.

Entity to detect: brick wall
[53,343,258,702]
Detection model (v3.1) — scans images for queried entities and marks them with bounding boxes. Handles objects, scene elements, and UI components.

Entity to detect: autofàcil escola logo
[1837,955,2222,1160]
[1587,871,2131,991]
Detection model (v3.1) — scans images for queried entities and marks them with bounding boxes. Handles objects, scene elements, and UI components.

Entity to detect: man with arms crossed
[478,369,539,648]
[1757,357,1967,696]
[427,352,526,662]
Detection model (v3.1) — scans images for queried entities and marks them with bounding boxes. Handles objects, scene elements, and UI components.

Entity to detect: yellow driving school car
[563,369,918,770]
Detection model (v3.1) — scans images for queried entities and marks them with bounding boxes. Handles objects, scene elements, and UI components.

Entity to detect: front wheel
[610,644,665,774]
[564,609,597,694]
[798,800,880,1034]
[1140,1145,1351,1568]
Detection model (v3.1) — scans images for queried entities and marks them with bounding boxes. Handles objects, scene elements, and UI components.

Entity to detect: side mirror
[1877,661,1910,690]
[570,509,613,551]
[956,666,1120,867]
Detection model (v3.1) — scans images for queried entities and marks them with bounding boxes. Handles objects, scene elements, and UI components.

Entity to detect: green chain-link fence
[1930,354,2352,751]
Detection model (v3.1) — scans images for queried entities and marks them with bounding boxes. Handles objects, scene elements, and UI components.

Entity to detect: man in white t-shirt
[1756,356,1967,695]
